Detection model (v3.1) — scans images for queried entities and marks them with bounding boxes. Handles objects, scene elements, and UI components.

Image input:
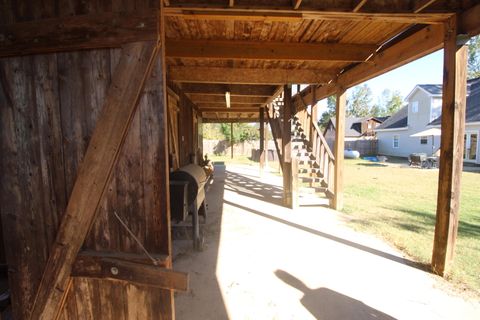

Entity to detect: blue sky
[316,49,445,115]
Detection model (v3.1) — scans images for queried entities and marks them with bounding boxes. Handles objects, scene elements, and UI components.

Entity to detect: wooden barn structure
[0,1,479,319]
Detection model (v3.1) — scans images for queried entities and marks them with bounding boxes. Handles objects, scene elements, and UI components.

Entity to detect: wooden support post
[432,16,467,276]
[231,122,234,159]
[259,107,265,175]
[333,90,346,210]
[29,41,159,320]
[282,85,294,208]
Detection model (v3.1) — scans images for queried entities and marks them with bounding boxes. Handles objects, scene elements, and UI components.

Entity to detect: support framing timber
[282,86,293,208]
[431,16,467,276]
[29,41,159,320]
[259,107,265,175]
[333,90,346,211]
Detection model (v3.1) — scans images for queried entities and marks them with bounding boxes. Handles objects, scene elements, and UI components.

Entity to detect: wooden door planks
[29,41,159,320]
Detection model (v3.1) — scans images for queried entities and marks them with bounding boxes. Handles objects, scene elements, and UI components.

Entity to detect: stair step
[298,167,322,174]
[298,159,319,166]
[299,176,324,184]
[292,144,308,150]
[299,186,327,194]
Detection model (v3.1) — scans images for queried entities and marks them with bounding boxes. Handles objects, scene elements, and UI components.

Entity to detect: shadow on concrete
[225,170,284,206]
[173,164,229,319]
[275,270,396,320]
[224,200,431,272]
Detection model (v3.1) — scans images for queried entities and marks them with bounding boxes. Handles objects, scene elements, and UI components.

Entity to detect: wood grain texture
[29,41,159,320]
[282,86,293,208]
[333,90,346,211]
[432,17,467,276]
[0,12,158,57]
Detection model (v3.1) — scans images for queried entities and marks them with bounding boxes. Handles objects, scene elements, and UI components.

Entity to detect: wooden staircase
[291,111,335,202]
[266,91,335,205]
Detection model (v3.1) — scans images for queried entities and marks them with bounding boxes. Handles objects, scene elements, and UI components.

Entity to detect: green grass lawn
[343,159,480,295]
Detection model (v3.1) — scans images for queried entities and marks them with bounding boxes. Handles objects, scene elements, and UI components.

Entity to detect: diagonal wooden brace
[29,41,159,320]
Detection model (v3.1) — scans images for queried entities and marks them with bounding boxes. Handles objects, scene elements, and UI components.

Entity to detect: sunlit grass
[343,159,480,295]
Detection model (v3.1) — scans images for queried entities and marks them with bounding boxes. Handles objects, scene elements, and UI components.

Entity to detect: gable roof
[418,84,443,95]
[375,106,408,130]
[429,77,480,125]
[329,116,385,137]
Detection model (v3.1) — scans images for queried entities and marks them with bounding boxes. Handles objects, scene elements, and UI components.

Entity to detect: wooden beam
[282,86,293,208]
[432,17,467,276]
[413,0,438,13]
[459,3,480,36]
[72,252,188,291]
[197,102,261,109]
[292,0,302,10]
[166,39,376,62]
[0,12,157,58]
[333,90,346,211]
[188,94,267,104]
[29,41,159,320]
[259,107,265,175]
[181,83,275,97]
[229,0,234,8]
[199,107,260,113]
[163,7,452,24]
[169,66,334,84]
[75,250,170,268]
[353,0,368,12]
[164,0,170,6]
[231,122,234,158]
[294,23,444,108]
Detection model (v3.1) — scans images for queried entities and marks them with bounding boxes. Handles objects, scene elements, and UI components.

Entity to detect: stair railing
[295,106,336,198]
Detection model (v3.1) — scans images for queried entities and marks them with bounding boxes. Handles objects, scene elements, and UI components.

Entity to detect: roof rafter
[163,7,452,24]
[413,0,438,13]
[166,39,377,62]
[169,66,335,84]
[353,0,368,12]
[180,83,276,97]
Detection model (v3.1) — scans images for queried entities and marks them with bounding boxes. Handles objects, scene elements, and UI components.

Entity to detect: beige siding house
[375,85,443,157]
[376,78,480,164]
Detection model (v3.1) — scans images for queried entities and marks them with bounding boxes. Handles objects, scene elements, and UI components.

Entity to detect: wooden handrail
[311,120,335,161]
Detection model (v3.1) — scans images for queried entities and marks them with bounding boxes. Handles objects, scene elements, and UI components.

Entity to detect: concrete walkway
[173,164,480,320]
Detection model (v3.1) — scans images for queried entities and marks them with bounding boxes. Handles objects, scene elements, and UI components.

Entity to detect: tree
[220,123,259,143]
[377,89,404,116]
[468,35,480,79]
[318,95,336,130]
[347,84,372,117]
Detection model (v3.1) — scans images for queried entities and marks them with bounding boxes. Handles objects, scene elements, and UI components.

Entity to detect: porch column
[231,122,234,159]
[283,85,294,208]
[432,16,468,276]
[333,90,346,210]
[259,107,265,175]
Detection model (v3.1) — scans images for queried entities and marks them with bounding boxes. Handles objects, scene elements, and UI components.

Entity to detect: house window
[393,135,399,148]
[412,101,419,113]
[420,136,428,144]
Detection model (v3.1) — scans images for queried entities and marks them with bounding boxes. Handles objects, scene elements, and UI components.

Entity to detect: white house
[429,77,480,165]
[375,77,480,164]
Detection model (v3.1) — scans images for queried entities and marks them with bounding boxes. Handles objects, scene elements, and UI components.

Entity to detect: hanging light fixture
[225,91,231,109]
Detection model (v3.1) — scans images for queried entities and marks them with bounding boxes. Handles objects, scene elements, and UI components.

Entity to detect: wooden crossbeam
[353,0,368,12]
[413,0,438,13]
[72,252,188,291]
[181,83,275,97]
[188,94,267,104]
[460,3,480,36]
[199,107,260,113]
[163,7,452,24]
[292,0,302,10]
[169,66,334,84]
[0,12,157,58]
[166,39,376,62]
[29,41,159,320]
[293,23,444,108]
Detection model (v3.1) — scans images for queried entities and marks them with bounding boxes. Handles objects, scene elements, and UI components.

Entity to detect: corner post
[432,16,467,276]
[283,85,294,208]
[259,107,265,175]
[333,90,346,210]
